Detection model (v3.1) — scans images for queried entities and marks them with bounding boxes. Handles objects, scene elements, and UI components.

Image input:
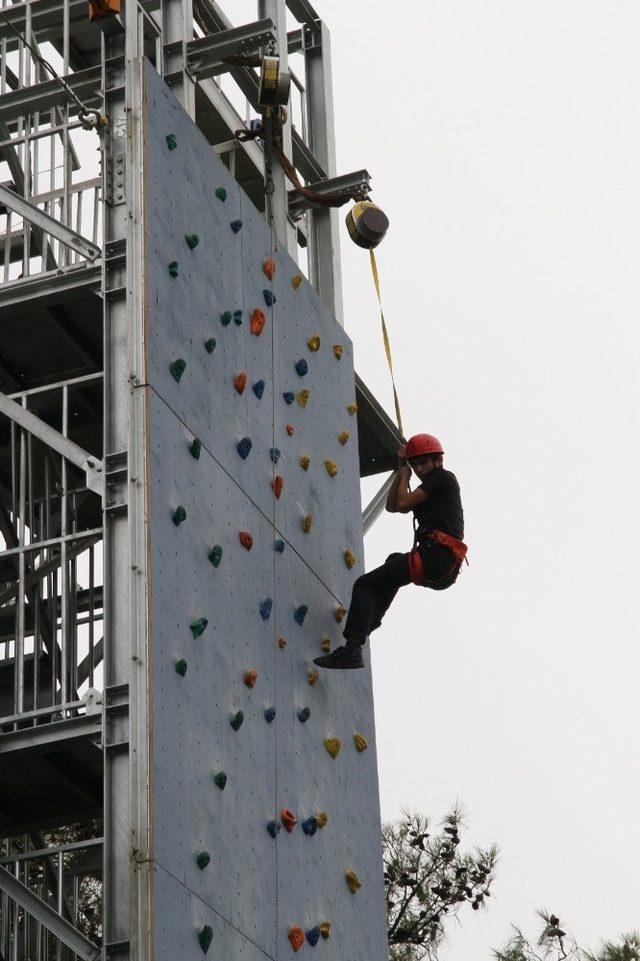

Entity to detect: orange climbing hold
[244,670,258,689]
[286,424,295,436]
[288,927,305,952]
[307,335,320,352]
[354,733,368,752]
[334,606,347,623]
[234,371,247,394]
[333,345,343,360]
[316,812,328,829]
[338,431,350,445]
[345,870,362,893]
[324,459,338,477]
[320,922,331,939]
[281,808,298,832]
[272,475,284,499]
[344,549,356,569]
[324,737,341,759]
[262,257,276,280]
[299,455,310,471]
[347,403,358,416]
[321,637,331,653]
[302,514,313,534]
[308,669,319,686]
[278,637,287,649]
[297,389,310,408]
[239,531,253,550]
[250,308,266,336]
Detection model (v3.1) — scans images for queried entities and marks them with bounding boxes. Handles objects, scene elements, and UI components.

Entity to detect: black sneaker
[313,644,364,670]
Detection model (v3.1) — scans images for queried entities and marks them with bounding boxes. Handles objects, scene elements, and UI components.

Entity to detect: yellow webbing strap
[369,248,404,438]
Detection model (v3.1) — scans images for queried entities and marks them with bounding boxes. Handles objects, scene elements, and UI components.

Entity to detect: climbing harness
[408,528,469,587]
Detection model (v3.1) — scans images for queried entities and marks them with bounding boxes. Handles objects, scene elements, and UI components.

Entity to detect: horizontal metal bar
[0,865,101,961]
[0,712,102,752]
[0,262,102,315]
[288,167,371,215]
[187,19,276,80]
[0,700,87,728]
[0,66,102,125]
[0,0,88,46]
[0,526,103,563]
[0,531,103,606]
[8,371,103,400]
[0,837,103,867]
[362,472,395,535]
[0,184,101,262]
[0,391,103,495]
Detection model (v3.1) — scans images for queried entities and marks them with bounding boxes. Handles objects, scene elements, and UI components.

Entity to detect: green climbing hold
[214,770,227,790]
[175,659,188,676]
[198,925,213,954]
[166,133,177,150]
[172,505,187,525]
[204,337,217,353]
[215,187,227,201]
[190,438,202,459]
[168,261,179,277]
[208,545,223,567]
[190,617,208,638]
[169,358,186,382]
[230,710,244,731]
[220,310,232,327]
[185,233,200,249]
[196,851,211,869]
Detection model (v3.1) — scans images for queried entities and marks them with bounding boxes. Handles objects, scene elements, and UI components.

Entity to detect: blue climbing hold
[230,219,243,233]
[253,380,265,399]
[282,391,295,405]
[270,448,281,464]
[274,539,285,553]
[237,437,252,459]
[263,289,276,307]
[294,605,308,626]
[302,816,318,836]
[260,598,273,621]
[295,358,308,377]
[306,927,321,947]
[233,309,243,325]
[297,706,310,723]
[264,706,276,723]
[267,820,281,839]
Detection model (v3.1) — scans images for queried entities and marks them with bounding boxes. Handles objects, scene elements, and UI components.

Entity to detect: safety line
[369,248,404,438]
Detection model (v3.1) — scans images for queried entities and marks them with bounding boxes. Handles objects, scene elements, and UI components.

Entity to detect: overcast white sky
[314,1,640,957]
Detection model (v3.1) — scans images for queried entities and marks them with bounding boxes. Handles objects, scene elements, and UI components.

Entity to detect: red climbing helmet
[405,433,444,459]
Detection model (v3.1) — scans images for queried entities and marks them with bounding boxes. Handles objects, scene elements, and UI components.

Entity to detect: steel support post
[305,21,343,323]
[362,472,395,535]
[163,0,196,115]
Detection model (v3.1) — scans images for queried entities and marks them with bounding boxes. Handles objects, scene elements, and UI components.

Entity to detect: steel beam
[286,0,320,22]
[0,184,101,262]
[362,472,395,535]
[0,865,100,961]
[0,262,101,315]
[0,390,103,495]
[288,168,370,215]
[186,19,276,79]
[0,67,102,125]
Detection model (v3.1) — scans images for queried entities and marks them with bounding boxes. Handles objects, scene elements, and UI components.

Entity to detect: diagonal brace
[0,184,101,262]
[0,390,103,496]
[0,865,101,961]
[362,472,395,535]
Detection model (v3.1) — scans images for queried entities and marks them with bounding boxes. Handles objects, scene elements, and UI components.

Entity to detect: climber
[314,433,466,670]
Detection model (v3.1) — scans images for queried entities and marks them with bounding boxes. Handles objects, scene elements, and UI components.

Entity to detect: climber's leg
[343,552,411,644]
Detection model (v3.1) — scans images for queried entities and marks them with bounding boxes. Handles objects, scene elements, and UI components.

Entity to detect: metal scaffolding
[0,0,401,956]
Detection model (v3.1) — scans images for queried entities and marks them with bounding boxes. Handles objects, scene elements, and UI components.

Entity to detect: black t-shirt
[413,468,464,540]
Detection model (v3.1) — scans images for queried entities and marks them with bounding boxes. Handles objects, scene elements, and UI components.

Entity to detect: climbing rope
[368,248,404,437]
[0,9,105,130]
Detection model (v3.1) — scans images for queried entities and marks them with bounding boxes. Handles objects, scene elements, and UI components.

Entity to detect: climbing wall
[141,62,388,961]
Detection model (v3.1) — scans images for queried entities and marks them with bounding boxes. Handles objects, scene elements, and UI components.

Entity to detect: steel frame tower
[0,0,401,957]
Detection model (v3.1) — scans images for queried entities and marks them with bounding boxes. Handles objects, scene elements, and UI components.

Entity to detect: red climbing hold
[244,670,258,689]
[234,371,247,394]
[250,309,266,336]
[288,927,305,952]
[278,637,287,649]
[262,257,276,280]
[281,808,298,832]
[272,475,284,499]
[239,531,253,550]
[286,424,294,436]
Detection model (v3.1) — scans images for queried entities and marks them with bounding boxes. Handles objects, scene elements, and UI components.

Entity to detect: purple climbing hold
[237,437,252,459]
[282,391,295,405]
[302,816,318,836]
[230,220,243,233]
[295,358,308,377]
[267,820,281,839]
[264,706,276,723]
[253,380,265,399]
[233,309,243,325]
[294,604,308,626]
[260,598,273,621]
[297,706,310,723]
[270,448,281,464]
[263,289,276,307]
[306,927,321,947]
[274,539,285,553]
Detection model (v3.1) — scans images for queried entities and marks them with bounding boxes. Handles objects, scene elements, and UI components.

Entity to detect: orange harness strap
[408,530,469,587]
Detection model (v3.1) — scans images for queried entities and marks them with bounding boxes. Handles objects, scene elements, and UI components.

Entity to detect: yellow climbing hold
[344,549,356,570]
[308,669,319,686]
[297,389,310,408]
[292,274,302,289]
[345,870,362,894]
[299,455,311,471]
[353,733,368,753]
[316,812,328,829]
[347,404,358,416]
[333,345,343,360]
[321,637,331,653]
[319,922,331,940]
[307,335,320,352]
[324,737,341,759]
[334,606,347,623]
[338,431,350,445]
[302,514,313,534]
[324,459,338,477]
